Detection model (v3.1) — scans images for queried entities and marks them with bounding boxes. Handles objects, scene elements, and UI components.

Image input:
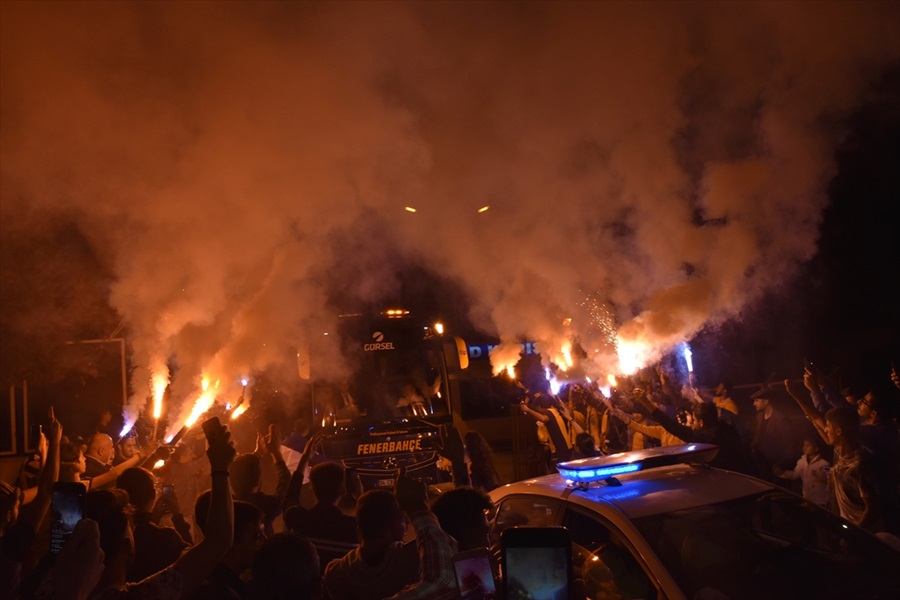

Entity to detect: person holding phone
[115,467,191,582]
[36,416,236,599]
[431,487,500,598]
[1,408,61,599]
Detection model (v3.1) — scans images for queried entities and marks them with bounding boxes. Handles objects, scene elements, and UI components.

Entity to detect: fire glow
[559,341,574,372]
[615,336,653,375]
[151,366,169,420]
[119,421,135,439]
[185,377,217,428]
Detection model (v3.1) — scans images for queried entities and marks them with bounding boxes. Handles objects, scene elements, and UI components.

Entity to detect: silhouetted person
[856,386,900,535]
[250,533,322,600]
[116,467,190,582]
[68,423,236,598]
[195,491,265,600]
[323,490,419,599]
[430,487,493,552]
[230,426,289,537]
[632,394,754,475]
[464,432,502,492]
[284,461,357,545]
[825,405,885,533]
[750,389,797,480]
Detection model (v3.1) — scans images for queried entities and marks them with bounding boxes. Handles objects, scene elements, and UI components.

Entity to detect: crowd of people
[2,361,898,599]
[518,362,900,542]
[0,405,500,600]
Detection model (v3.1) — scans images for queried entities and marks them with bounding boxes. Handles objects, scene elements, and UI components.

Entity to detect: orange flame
[559,341,574,372]
[615,336,653,375]
[230,404,249,419]
[490,343,523,379]
[151,366,168,420]
[185,378,218,428]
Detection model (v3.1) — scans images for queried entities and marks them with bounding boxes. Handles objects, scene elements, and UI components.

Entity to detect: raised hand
[54,519,106,600]
[206,422,236,473]
[301,431,323,462]
[264,424,282,455]
[802,367,816,392]
[47,406,63,446]
[394,465,428,514]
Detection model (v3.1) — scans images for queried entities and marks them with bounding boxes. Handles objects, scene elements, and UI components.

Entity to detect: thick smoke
[2,1,898,426]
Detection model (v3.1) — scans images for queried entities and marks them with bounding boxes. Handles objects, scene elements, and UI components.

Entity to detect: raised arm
[520,395,550,423]
[283,431,323,512]
[19,409,61,532]
[87,450,145,490]
[438,425,469,488]
[388,468,456,600]
[632,392,701,443]
[784,378,828,444]
[262,424,291,502]
[171,419,236,596]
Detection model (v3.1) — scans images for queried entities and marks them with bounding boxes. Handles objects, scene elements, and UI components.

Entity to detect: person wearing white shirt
[774,439,830,507]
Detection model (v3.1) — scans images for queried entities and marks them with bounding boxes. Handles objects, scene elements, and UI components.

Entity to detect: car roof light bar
[556,443,719,487]
[557,462,642,483]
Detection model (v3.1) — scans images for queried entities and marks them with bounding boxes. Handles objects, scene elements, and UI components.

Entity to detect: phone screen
[50,483,85,554]
[504,546,569,599]
[30,424,43,449]
[453,551,498,600]
[502,527,571,600]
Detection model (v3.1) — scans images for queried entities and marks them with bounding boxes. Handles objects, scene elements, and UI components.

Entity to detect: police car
[488,444,900,600]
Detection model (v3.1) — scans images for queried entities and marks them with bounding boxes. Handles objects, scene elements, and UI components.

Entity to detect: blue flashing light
[558,461,642,483]
[556,444,719,486]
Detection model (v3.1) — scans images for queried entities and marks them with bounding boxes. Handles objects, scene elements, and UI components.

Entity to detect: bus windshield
[311,314,450,425]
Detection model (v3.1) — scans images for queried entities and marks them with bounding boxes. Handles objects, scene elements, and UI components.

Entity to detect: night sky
[2,1,899,426]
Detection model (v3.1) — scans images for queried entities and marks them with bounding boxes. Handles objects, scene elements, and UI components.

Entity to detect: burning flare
[230,403,249,419]
[489,342,525,378]
[615,336,653,375]
[185,377,218,428]
[151,365,169,420]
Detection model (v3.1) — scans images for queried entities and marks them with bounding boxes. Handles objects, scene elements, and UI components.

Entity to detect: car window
[563,508,659,600]
[632,490,900,600]
[491,495,562,544]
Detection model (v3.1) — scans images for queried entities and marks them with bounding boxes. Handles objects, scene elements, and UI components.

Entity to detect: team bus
[305,308,470,489]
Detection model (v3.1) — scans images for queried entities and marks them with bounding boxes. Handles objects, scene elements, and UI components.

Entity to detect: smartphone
[452,547,498,600]
[161,484,175,497]
[50,481,86,554]
[501,526,571,600]
[201,416,223,441]
[30,423,43,449]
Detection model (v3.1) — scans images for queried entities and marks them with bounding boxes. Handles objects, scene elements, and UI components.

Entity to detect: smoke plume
[2,1,898,425]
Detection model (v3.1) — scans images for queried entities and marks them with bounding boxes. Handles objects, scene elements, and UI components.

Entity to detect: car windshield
[631,490,900,600]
